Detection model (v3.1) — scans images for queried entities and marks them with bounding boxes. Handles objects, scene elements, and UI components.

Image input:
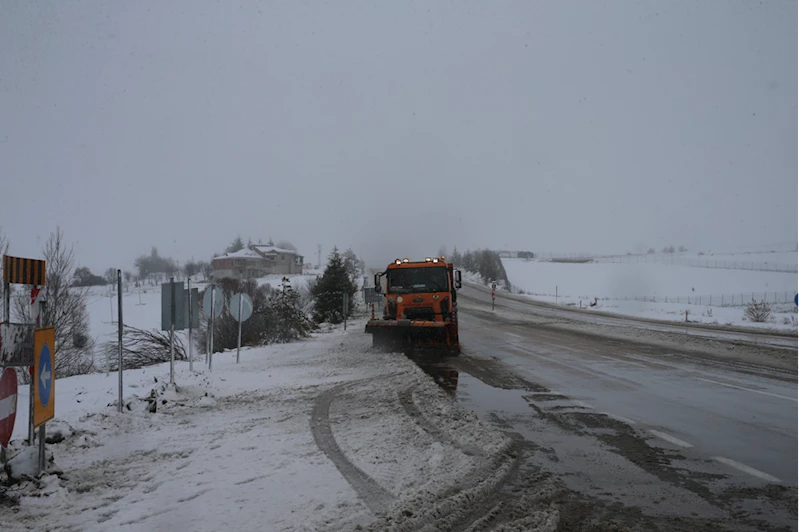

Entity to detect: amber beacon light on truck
[365,256,462,355]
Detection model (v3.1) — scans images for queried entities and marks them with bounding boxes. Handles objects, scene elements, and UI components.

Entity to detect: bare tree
[0,229,8,261]
[40,228,95,377]
[104,267,118,286]
[0,229,8,318]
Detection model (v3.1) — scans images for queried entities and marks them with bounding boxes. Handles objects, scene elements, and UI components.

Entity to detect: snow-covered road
[1,320,552,532]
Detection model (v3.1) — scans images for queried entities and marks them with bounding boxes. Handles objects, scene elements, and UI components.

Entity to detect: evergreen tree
[451,246,462,266]
[342,248,363,279]
[311,247,358,324]
[271,278,314,342]
[227,236,245,253]
[461,250,475,272]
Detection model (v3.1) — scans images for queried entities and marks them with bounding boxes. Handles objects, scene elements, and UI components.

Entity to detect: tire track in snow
[398,387,483,457]
[310,381,395,515]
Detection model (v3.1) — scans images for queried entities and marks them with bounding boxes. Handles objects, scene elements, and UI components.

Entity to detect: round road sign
[202,287,224,319]
[230,293,253,322]
[0,367,18,448]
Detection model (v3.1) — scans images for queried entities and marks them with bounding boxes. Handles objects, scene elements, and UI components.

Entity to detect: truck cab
[366,257,462,355]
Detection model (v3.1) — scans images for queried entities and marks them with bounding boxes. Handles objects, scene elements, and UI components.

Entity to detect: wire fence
[610,291,795,307]
[500,251,797,273]
[596,255,797,273]
[517,289,797,308]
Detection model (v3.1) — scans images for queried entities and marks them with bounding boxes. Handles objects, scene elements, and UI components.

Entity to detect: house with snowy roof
[211,244,304,280]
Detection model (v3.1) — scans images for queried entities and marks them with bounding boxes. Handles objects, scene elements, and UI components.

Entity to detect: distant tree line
[647,245,687,254]
[446,246,512,291]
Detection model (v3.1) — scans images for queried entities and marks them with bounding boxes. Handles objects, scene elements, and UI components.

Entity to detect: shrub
[744,299,772,323]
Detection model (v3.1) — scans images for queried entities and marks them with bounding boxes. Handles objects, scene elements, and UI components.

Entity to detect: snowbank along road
[464,283,798,350]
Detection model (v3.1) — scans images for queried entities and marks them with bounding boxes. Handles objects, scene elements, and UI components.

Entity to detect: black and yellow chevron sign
[3,255,46,285]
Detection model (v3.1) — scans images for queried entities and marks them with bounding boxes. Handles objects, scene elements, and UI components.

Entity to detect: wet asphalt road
[412,292,798,531]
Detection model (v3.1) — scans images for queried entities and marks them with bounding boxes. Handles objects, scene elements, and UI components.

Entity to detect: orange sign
[33,327,55,428]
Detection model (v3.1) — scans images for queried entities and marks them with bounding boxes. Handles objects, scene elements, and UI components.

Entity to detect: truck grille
[404,307,436,321]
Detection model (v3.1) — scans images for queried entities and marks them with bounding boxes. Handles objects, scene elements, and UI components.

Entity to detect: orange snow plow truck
[365,256,462,355]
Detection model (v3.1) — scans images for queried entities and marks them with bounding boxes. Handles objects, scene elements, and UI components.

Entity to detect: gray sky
[1,0,796,272]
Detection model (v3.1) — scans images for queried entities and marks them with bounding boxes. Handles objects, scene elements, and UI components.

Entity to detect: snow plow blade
[365,319,460,355]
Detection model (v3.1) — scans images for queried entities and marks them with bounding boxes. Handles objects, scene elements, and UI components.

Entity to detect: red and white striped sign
[0,367,18,448]
[31,287,42,326]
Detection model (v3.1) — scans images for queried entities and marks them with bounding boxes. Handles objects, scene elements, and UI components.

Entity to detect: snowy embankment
[501,257,798,332]
[2,318,551,531]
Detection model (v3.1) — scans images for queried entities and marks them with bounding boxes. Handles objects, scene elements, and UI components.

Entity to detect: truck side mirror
[455,270,462,289]
[374,273,382,293]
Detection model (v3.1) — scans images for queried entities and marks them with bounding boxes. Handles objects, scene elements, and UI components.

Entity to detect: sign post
[230,293,253,364]
[33,327,55,474]
[187,278,193,372]
[117,270,123,414]
[202,285,223,371]
[343,293,349,331]
[170,278,176,385]
[210,286,215,370]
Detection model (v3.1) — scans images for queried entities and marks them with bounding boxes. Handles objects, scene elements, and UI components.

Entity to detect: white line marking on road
[694,377,798,403]
[542,342,584,354]
[595,354,647,368]
[573,400,593,409]
[603,413,637,425]
[713,456,781,483]
[649,430,694,448]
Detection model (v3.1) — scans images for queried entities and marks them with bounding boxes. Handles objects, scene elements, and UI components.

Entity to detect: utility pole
[187,277,193,372]
[317,244,322,269]
[117,270,124,413]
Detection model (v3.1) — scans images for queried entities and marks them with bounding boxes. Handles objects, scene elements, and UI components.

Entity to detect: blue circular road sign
[38,344,53,407]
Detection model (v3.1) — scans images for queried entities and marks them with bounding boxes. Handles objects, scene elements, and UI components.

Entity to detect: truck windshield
[387,267,449,294]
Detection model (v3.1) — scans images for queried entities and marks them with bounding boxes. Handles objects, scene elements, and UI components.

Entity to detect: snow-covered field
[2,273,539,531]
[502,255,798,331]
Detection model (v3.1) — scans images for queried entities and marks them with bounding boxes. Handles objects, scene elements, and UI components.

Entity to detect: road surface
[462,283,798,350]
[410,288,798,531]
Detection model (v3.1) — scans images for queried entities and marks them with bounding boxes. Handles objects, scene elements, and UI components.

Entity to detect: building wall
[212,254,304,279]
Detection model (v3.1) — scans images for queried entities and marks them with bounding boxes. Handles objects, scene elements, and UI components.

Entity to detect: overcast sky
[1,0,796,272]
